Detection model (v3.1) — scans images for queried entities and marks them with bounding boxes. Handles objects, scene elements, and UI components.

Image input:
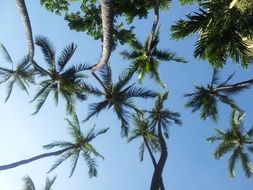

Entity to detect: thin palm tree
[31,36,90,114]
[128,113,165,190]
[171,0,253,67]
[0,114,108,177]
[185,69,253,121]
[121,30,187,87]
[148,92,182,190]
[0,43,34,102]
[22,175,56,190]
[84,64,157,136]
[91,0,113,71]
[16,0,48,74]
[207,110,253,178]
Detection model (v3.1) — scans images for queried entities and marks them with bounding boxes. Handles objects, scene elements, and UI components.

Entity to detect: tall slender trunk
[144,137,165,190]
[147,0,160,54]
[0,147,71,171]
[215,79,253,91]
[16,0,50,75]
[16,0,34,61]
[150,121,168,190]
[91,0,113,72]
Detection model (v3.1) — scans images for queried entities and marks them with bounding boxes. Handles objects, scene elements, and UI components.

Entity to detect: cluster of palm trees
[1,0,253,189]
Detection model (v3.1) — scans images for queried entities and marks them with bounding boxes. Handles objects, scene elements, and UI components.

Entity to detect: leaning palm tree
[185,69,253,121]
[84,64,157,136]
[121,30,187,87]
[148,92,182,190]
[207,110,253,178]
[171,0,253,68]
[0,114,108,177]
[128,113,165,190]
[91,0,113,71]
[22,175,56,190]
[0,43,34,102]
[31,36,90,114]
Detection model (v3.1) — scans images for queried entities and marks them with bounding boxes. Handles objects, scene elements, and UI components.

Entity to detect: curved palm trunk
[215,79,253,91]
[150,121,168,190]
[91,0,113,72]
[144,137,165,190]
[16,0,34,61]
[16,0,50,75]
[147,0,160,54]
[0,147,71,171]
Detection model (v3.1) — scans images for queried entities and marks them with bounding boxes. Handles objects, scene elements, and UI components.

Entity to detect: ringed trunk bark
[150,122,168,190]
[0,147,71,171]
[91,0,113,72]
[16,0,34,61]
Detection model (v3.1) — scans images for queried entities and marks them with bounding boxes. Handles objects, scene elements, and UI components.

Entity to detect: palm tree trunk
[16,0,34,61]
[16,0,50,75]
[144,137,165,190]
[150,121,168,190]
[91,0,113,72]
[0,147,71,171]
[215,79,253,91]
[147,0,160,54]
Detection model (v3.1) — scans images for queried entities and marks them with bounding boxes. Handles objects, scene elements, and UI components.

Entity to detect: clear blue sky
[0,1,252,189]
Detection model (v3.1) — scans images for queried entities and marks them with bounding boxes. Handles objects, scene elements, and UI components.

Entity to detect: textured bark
[150,122,168,190]
[91,0,113,72]
[16,0,34,61]
[147,0,160,54]
[0,148,71,171]
[215,79,253,91]
[144,137,165,190]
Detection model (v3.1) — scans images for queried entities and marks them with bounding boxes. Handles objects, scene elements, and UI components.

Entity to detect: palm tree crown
[171,0,253,67]
[207,110,253,178]
[121,30,187,87]
[185,69,253,121]
[31,36,90,114]
[22,175,56,190]
[0,43,34,102]
[85,64,157,136]
[44,114,109,177]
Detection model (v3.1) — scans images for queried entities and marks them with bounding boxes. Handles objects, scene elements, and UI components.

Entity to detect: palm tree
[0,114,108,177]
[22,175,56,190]
[91,0,113,71]
[0,43,34,102]
[121,30,187,87]
[171,0,253,68]
[84,64,157,136]
[31,36,90,114]
[207,110,253,178]
[128,113,165,190]
[148,92,182,190]
[185,69,253,121]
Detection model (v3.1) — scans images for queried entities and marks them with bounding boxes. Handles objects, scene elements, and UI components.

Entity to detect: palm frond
[69,150,80,177]
[0,43,13,63]
[126,86,157,99]
[44,176,57,190]
[240,151,253,178]
[4,79,15,102]
[32,87,51,115]
[228,147,240,178]
[82,151,98,177]
[139,142,145,161]
[84,100,109,122]
[214,141,235,159]
[35,36,56,66]
[57,43,77,72]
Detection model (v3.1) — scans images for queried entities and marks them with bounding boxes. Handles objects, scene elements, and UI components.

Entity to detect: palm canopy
[44,114,108,177]
[128,113,160,162]
[185,69,253,121]
[171,0,253,68]
[84,64,157,136]
[207,110,253,178]
[0,43,34,102]
[22,175,56,190]
[31,36,91,114]
[121,30,187,87]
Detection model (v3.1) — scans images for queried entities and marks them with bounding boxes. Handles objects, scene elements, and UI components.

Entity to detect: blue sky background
[0,0,252,189]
